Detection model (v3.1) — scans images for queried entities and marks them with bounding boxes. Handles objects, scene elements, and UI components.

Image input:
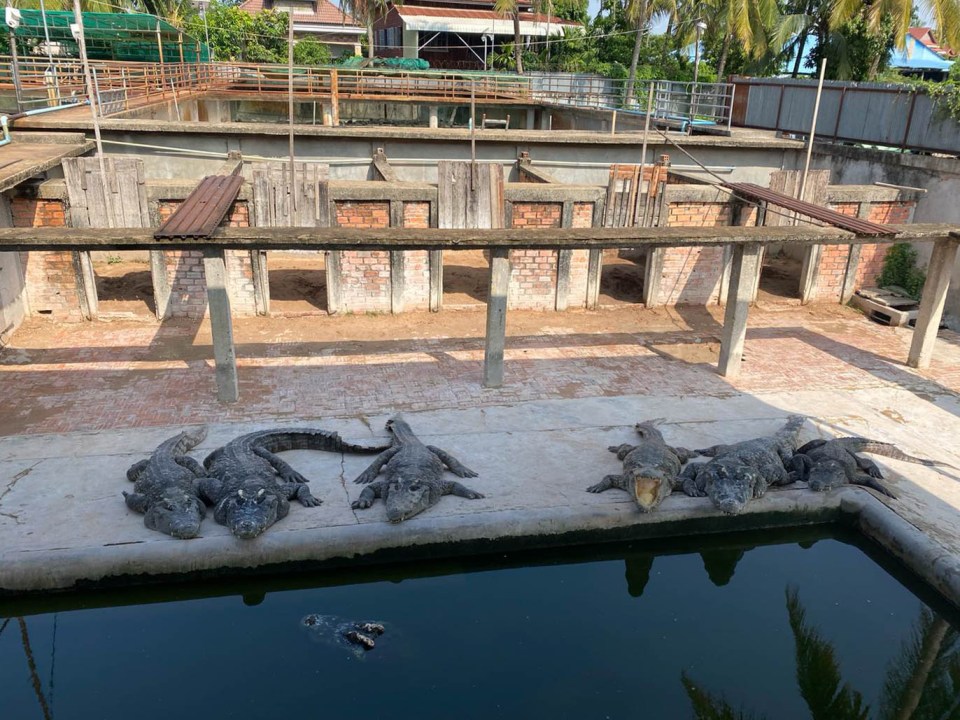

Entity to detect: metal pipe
[73,0,111,221]
[287,9,297,216]
[874,181,928,193]
[39,0,60,105]
[0,115,10,148]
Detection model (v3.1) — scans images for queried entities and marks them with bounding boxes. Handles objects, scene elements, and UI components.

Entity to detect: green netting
[372,57,430,71]
[9,11,209,62]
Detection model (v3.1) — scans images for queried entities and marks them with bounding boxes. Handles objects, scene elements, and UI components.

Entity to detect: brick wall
[401,202,431,311]
[13,199,83,321]
[158,201,256,318]
[509,203,562,310]
[335,201,391,313]
[567,202,594,308]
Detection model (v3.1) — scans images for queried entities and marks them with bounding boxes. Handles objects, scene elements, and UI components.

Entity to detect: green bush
[293,38,333,66]
[877,242,926,299]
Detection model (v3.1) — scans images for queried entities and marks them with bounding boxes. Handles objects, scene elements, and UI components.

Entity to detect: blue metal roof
[889,34,954,70]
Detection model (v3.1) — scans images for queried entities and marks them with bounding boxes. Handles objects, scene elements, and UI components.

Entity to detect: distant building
[238,0,364,56]
[890,30,954,80]
[907,27,955,59]
[372,0,582,70]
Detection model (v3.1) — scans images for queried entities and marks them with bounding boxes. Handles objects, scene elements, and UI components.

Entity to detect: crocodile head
[703,463,763,515]
[144,491,206,539]
[384,476,434,523]
[807,459,848,493]
[215,485,283,539]
[626,467,672,513]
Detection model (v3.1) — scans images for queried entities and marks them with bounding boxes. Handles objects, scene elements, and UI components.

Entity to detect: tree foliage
[181,1,289,63]
[292,36,333,66]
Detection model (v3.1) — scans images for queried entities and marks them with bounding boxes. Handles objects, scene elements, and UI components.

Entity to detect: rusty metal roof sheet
[722,181,894,236]
[154,174,244,239]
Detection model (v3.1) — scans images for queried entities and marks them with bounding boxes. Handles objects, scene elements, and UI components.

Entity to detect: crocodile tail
[250,429,390,455]
[836,438,957,469]
[160,426,208,456]
[777,415,807,443]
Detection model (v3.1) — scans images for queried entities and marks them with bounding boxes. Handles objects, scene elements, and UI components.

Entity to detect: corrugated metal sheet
[729,76,960,155]
[397,7,575,35]
[154,175,243,239]
[722,182,894,236]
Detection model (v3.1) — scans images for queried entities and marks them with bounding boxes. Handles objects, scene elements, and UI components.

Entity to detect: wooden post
[484,248,510,388]
[203,248,239,402]
[907,236,959,369]
[717,242,762,378]
[330,69,340,126]
[584,197,605,309]
[429,200,442,312]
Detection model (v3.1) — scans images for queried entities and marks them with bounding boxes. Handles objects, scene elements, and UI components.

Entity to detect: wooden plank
[484,248,510,388]
[907,236,959,369]
[372,148,397,182]
[718,243,763,378]
[3,224,956,252]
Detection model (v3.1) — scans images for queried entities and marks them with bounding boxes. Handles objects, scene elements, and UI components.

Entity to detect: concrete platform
[2,389,959,606]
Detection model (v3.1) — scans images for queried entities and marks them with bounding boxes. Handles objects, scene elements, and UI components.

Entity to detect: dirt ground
[757,253,803,304]
[266,251,327,315]
[92,248,792,321]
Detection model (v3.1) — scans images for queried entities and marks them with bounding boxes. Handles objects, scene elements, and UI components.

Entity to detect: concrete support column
[539,111,551,131]
[389,200,405,314]
[322,103,333,127]
[555,201,574,311]
[718,243,762,379]
[907,236,959,369]
[644,247,665,307]
[526,109,535,130]
[203,248,239,403]
[429,106,439,129]
[72,251,98,320]
[150,250,172,319]
[483,248,510,388]
[402,27,419,59]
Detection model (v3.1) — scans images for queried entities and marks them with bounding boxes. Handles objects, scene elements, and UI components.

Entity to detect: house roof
[239,0,361,27]
[396,6,580,36]
[890,34,954,71]
[907,26,955,58]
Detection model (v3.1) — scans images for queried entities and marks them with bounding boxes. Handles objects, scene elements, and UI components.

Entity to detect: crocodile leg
[586,475,625,493]
[126,459,150,483]
[854,454,885,479]
[850,471,897,499]
[351,480,386,509]
[670,446,697,463]
[608,444,636,460]
[253,446,309,484]
[123,491,150,513]
[281,481,322,507]
[788,454,813,483]
[680,465,706,497]
[427,446,478,478]
[354,446,401,484]
[442,480,485,499]
[198,477,224,505]
[174,455,207,477]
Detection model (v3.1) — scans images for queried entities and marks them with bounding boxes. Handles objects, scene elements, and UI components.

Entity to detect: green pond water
[2,527,958,720]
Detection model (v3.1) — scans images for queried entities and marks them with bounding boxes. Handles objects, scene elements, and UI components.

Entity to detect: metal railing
[1,56,734,128]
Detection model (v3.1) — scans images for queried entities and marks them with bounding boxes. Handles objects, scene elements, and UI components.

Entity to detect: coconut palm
[340,0,398,59]
[775,0,960,80]
[493,0,524,73]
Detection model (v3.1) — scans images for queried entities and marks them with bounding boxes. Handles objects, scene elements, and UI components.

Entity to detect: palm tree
[775,0,960,80]
[493,0,524,74]
[340,0,397,59]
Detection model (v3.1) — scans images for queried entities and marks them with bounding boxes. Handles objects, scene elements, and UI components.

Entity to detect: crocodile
[790,437,956,499]
[301,614,386,656]
[123,427,210,539]
[586,419,696,512]
[679,415,806,515]
[352,415,484,523]
[201,429,390,539]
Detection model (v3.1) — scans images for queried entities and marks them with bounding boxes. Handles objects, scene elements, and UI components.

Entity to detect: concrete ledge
[2,394,959,608]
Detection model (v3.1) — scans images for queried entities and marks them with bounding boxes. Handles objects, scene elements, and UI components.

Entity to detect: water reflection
[684,589,960,720]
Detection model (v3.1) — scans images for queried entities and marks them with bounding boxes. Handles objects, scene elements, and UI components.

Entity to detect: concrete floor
[1,304,959,602]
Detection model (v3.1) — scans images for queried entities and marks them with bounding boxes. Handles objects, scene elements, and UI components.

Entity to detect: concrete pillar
[389,200,405,314]
[322,103,333,127]
[402,27,419,59]
[72,251,98,320]
[202,249,239,403]
[907,236,959,369]
[539,111,551,131]
[150,250,172,319]
[429,106,439,129]
[718,243,762,379]
[483,248,510,388]
[526,109,535,130]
